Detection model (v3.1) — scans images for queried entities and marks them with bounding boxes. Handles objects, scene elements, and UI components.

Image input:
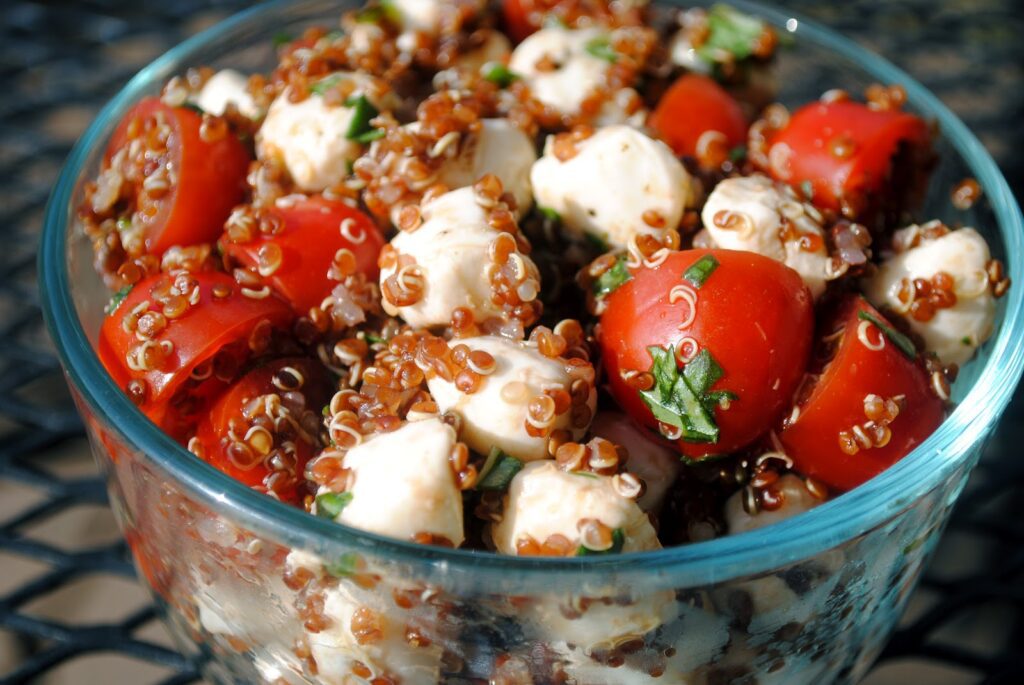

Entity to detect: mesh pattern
[0,1,1021,683]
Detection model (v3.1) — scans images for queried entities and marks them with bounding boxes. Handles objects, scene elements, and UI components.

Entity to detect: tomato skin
[106,97,251,255]
[224,196,385,314]
[600,249,814,459]
[192,358,329,504]
[502,0,536,42]
[766,101,928,213]
[98,271,294,435]
[778,297,945,491]
[648,74,748,161]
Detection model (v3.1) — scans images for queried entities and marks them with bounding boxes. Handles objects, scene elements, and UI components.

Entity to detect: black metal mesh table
[1,1,1022,683]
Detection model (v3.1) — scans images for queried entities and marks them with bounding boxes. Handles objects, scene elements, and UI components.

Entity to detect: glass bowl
[39,1,1024,683]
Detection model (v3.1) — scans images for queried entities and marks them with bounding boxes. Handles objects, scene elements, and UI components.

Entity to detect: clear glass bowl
[39,1,1024,683]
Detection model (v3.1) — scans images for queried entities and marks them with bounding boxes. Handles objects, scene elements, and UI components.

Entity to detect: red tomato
[502,0,536,42]
[766,101,928,215]
[224,196,384,314]
[106,97,251,255]
[600,249,814,459]
[648,74,748,163]
[191,358,330,504]
[778,297,945,491]
[98,271,293,438]
[500,0,645,43]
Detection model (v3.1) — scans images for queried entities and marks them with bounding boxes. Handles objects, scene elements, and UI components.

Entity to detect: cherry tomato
[778,297,945,491]
[224,196,385,314]
[98,271,293,438]
[601,249,814,459]
[501,0,536,43]
[105,97,251,255]
[648,74,748,165]
[191,358,330,504]
[765,100,928,215]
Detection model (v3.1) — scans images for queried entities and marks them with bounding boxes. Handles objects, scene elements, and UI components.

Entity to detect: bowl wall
[41,0,1024,683]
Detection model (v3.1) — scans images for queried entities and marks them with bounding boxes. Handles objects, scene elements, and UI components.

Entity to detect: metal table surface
[1,1,1022,683]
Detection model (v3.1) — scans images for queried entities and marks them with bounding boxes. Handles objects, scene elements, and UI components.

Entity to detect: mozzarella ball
[724,474,821,535]
[454,31,513,73]
[257,72,391,191]
[435,119,537,215]
[491,460,659,554]
[590,411,680,513]
[862,226,996,366]
[701,174,830,298]
[426,336,596,462]
[193,69,260,119]
[319,418,465,546]
[380,187,540,328]
[390,0,443,33]
[531,125,691,249]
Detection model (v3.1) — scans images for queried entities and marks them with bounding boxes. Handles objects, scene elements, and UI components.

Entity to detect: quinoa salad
[78,0,1009,680]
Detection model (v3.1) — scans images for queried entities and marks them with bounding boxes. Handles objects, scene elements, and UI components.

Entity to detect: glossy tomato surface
[649,74,748,163]
[601,249,814,459]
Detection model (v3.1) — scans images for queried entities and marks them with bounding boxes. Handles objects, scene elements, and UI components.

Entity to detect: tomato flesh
[600,249,814,459]
[649,74,748,163]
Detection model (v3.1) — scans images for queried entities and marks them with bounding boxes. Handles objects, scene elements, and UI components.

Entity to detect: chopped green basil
[344,94,381,142]
[477,447,523,491]
[683,254,720,288]
[181,102,205,115]
[576,528,625,556]
[353,127,386,144]
[105,285,133,314]
[582,232,609,253]
[584,36,618,63]
[800,180,814,200]
[482,62,520,88]
[857,309,917,360]
[272,32,292,48]
[316,491,353,519]
[309,74,343,95]
[683,349,724,396]
[115,216,132,232]
[639,345,720,443]
[570,471,600,479]
[538,206,561,222]
[961,336,972,347]
[322,405,331,417]
[592,256,632,299]
[325,552,360,577]
[697,4,767,64]
[364,332,388,345]
[728,145,747,162]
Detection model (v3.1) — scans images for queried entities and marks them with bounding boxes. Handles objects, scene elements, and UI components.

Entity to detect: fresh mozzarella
[455,31,513,73]
[380,187,540,328]
[591,411,680,513]
[509,27,609,116]
[193,69,260,119]
[426,336,596,462]
[389,0,444,33]
[723,474,821,535]
[257,72,390,191]
[701,174,830,298]
[491,460,659,554]
[318,418,465,546]
[531,125,691,249]
[862,226,996,366]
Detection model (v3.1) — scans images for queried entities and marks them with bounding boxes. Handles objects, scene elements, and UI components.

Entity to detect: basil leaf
[576,528,625,556]
[309,74,343,95]
[482,62,520,88]
[729,145,747,162]
[639,345,722,444]
[316,491,353,519]
[344,94,381,141]
[325,552,360,577]
[538,206,561,222]
[672,375,718,442]
[354,127,386,144]
[697,4,766,64]
[592,257,632,299]
[683,254,720,288]
[106,285,133,314]
[683,349,723,396]
[584,36,618,63]
[477,448,523,491]
[272,32,292,47]
[857,309,917,360]
[115,216,132,232]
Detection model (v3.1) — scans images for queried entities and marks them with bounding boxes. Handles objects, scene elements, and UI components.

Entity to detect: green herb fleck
[639,345,732,444]
[543,15,569,29]
[538,206,561,222]
[309,74,343,95]
[683,348,724,396]
[576,528,625,556]
[582,232,609,253]
[116,217,132,232]
[961,336,972,346]
[344,94,381,142]
[181,102,205,115]
[481,62,520,88]
[570,471,600,479]
[105,285,133,314]
[324,30,345,41]
[316,491,353,519]
[683,254,720,288]
[697,4,767,64]
[729,145,747,162]
[325,552,361,577]
[272,32,292,48]
[584,36,619,63]
[322,405,331,417]
[365,332,388,345]
[800,180,814,200]
[857,309,917,360]
[592,256,632,299]
[477,448,523,491]
[353,127,386,144]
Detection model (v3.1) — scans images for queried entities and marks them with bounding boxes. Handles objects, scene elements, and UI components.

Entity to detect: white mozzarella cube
[591,411,680,513]
[194,69,260,119]
[723,474,821,535]
[509,27,609,117]
[701,174,830,298]
[426,336,596,462]
[320,418,465,547]
[531,125,691,249]
[862,226,996,366]
[380,187,540,328]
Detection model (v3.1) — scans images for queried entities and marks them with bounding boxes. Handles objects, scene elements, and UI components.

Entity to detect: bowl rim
[39,0,1024,583]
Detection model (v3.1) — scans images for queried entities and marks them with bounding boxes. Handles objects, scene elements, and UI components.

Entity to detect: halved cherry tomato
[649,74,748,165]
[105,97,251,255]
[191,358,330,504]
[765,100,928,215]
[600,249,813,459]
[98,271,293,438]
[502,0,536,43]
[224,196,385,314]
[778,297,945,491]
